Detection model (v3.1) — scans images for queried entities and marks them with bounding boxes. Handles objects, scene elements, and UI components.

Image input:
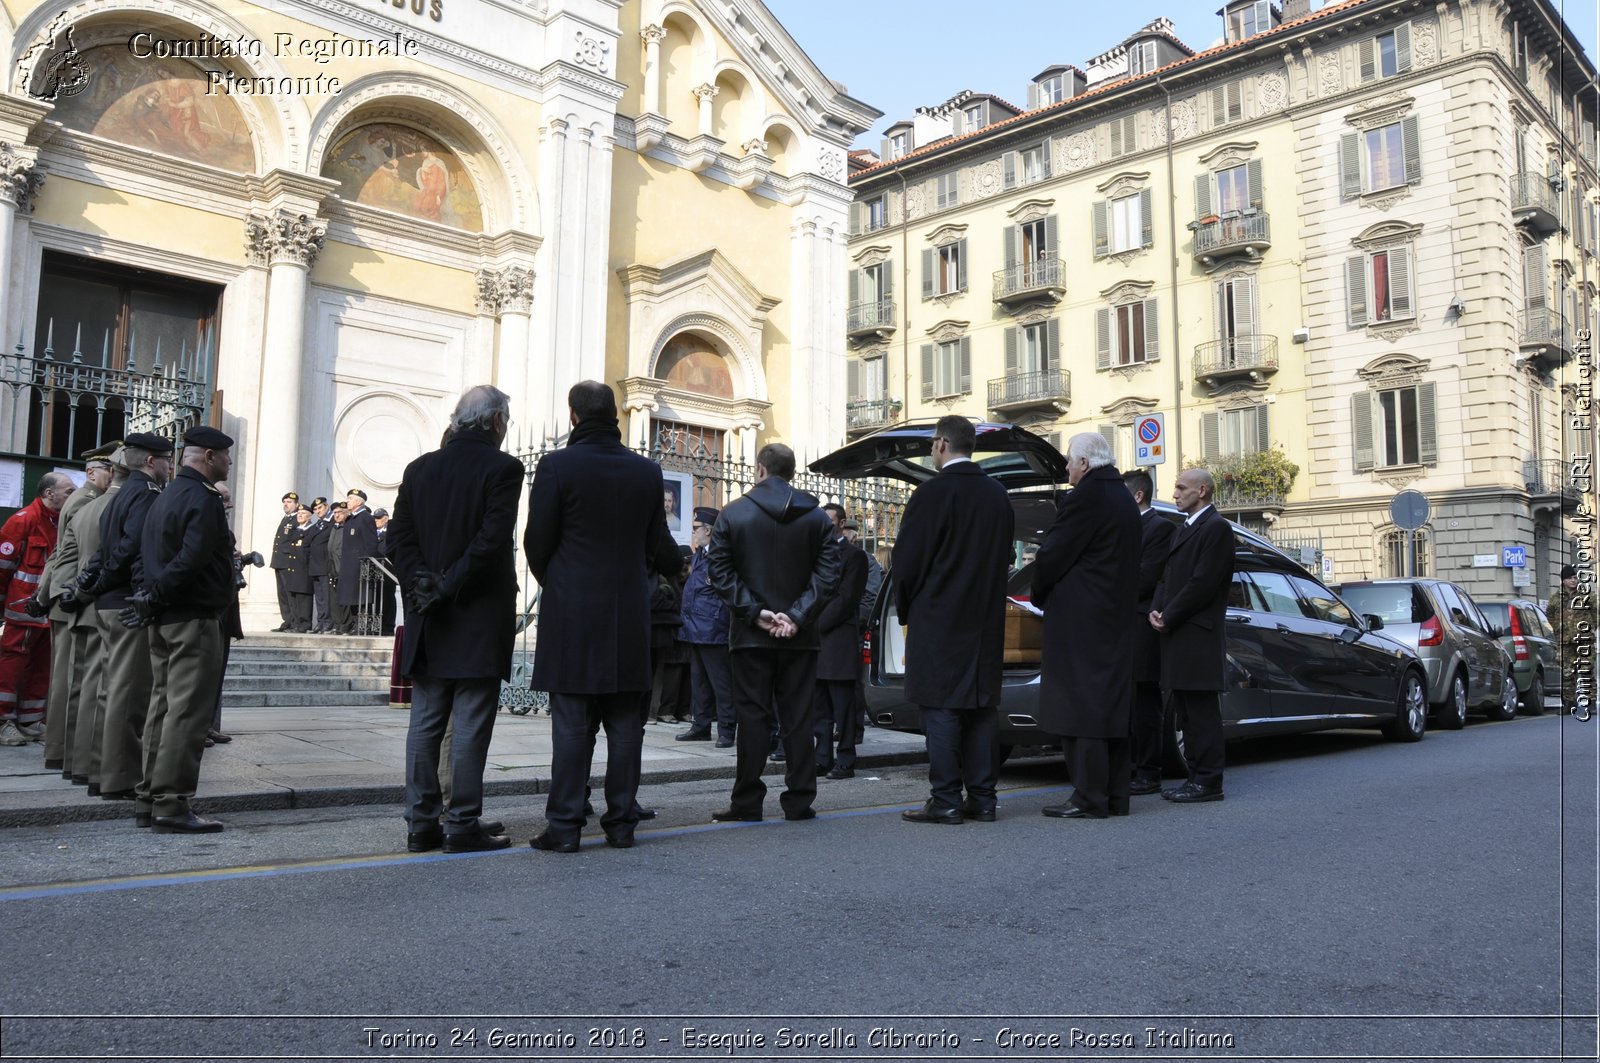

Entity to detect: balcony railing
[1524,459,1580,495]
[987,368,1071,413]
[1192,211,1271,263]
[1519,307,1575,367]
[846,299,896,340]
[992,254,1065,305]
[846,397,901,432]
[1511,173,1561,233]
[1193,335,1280,386]
[1213,486,1288,513]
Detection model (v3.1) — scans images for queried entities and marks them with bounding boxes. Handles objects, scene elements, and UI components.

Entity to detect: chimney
[1280,0,1311,21]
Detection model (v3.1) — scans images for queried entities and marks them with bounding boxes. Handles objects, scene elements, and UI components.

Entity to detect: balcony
[1524,458,1584,518]
[846,299,896,343]
[992,254,1065,307]
[846,396,901,434]
[1519,307,1576,370]
[1192,211,1271,265]
[1193,335,1280,389]
[1511,172,1561,234]
[987,368,1071,415]
[1213,485,1288,516]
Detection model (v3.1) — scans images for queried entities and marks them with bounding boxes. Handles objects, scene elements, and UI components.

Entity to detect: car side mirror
[1339,625,1362,644]
[1363,614,1384,631]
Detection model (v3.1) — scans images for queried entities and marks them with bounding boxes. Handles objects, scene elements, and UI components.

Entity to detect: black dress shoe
[714,738,734,748]
[1129,777,1162,796]
[901,801,964,824]
[769,747,786,762]
[85,784,101,797]
[438,817,504,836]
[604,831,635,849]
[1041,802,1106,819]
[528,831,579,853]
[134,812,152,829]
[207,730,232,745]
[407,828,443,852]
[100,788,136,801]
[44,758,62,770]
[70,774,88,785]
[634,807,657,821]
[815,764,832,777]
[711,807,762,822]
[152,811,224,834]
[825,766,855,781]
[675,728,712,742]
[443,830,510,853]
[958,800,995,821]
[1163,782,1224,803]
[784,808,816,821]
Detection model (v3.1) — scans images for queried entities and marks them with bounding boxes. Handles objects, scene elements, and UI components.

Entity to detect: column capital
[475,268,503,317]
[691,83,719,104]
[640,23,666,45]
[0,143,43,213]
[497,265,535,315]
[245,210,327,269]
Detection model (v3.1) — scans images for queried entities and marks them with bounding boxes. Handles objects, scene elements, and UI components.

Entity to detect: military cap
[124,431,174,454]
[693,506,719,525]
[283,492,299,502]
[81,440,122,461]
[312,496,328,508]
[1562,564,1577,579]
[678,543,694,561]
[182,425,234,449]
[108,446,129,470]
[331,501,348,510]
[372,508,389,519]
[295,503,313,515]
[346,488,368,501]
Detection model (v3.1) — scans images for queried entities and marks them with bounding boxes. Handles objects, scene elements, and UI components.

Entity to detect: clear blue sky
[765,0,1600,144]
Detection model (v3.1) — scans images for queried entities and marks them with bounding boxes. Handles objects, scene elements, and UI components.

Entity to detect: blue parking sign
[1501,546,1526,568]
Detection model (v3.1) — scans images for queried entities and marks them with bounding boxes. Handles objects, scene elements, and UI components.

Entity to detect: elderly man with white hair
[1030,432,1143,819]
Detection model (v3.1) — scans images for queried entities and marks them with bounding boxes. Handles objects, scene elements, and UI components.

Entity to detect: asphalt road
[0,714,1594,1063]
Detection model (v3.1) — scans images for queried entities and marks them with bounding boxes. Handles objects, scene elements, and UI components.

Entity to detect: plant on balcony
[1184,446,1299,505]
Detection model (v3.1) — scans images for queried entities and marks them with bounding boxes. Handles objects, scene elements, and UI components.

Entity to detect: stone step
[220,690,391,709]
[221,675,371,692]
[241,633,392,649]
[224,661,384,677]
[228,648,394,665]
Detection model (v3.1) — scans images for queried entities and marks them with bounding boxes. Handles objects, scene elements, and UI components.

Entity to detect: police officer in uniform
[268,492,299,632]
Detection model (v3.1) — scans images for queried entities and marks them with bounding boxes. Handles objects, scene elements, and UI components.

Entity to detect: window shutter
[1139,189,1154,247]
[1201,411,1220,461]
[847,359,861,402]
[1395,23,1413,72]
[1195,174,1212,220]
[1340,133,1362,198]
[1214,281,1229,344]
[1003,326,1018,377]
[1402,116,1421,185]
[1346,255,1369,326]
[849,202,865,234]
[1003,151,1019,190]
[1359,38,1377,82]
[1352,392,1376,472]
[1417,381,1438,464]
[848,269,861,306]
[882,262,893,299]
[958,336,972,395]
[1143,297,1160,359]
[921,249,935,300]
[1388,246,1413,319]
[956,239,968,291]
[1028,83,1040,109]
[1004,225,1019,272]
[921,344,935,401]
[1099,425,1118,455]
[1246,159,1263,208]
[1095,308,1112,369]
[1093,201,1110,257]
[1110,119,1123,158]
[1045,317,1060,371]
[1044,214,1058,257]
[1234,276,1257,339]
[1525,243,1547,308]
[1040,137,1053,177]
[1254,405,1271,454]
[1228,82,1242,121]
[1212,85,1226,126]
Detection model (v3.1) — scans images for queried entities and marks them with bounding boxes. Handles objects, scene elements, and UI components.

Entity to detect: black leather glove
[117,591,157,629]
[404,570,444,616]
[22,594,50,618]
[75,567,102,595]
[57,588,84,614]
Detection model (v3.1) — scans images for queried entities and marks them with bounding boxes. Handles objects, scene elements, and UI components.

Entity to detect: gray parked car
[1336,580,1518,728]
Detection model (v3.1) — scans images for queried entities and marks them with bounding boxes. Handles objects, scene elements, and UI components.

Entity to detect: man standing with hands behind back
[1150,467,1234,803]
[893,416,1014,824]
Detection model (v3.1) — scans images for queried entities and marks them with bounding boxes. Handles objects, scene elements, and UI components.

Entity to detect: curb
[0,749,931,829]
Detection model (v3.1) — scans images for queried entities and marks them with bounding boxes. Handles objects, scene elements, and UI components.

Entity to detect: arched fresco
[657,331,735,398]
[322,122,483,232]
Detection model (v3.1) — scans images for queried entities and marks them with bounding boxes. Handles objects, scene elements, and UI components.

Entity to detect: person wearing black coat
[268,493,298,632]
[1031,434,1142,820]
[705,443,840,823]
[1125,469,1175,794]
[814,503,868,779]
[1151,467,1235,803]
[678,506,734,744]
[525,381,679,853]
[283,504,314,632]
[306,499,332,633]
[891,416,1015,825]
[336,489,379,631]
[388,385,525,854]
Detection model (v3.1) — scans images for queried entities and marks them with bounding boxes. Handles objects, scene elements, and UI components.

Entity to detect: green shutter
[1395,23,1412,72]
[1201,411,1220,460]
[1389,246,1413,319]
[1095,308,1112,369]
[1004,326,1018,376]
[1194,174,1212,220]
[1093,200,1110,257]
[1346,255,1369,326]
[1359,38,1377,82]
[921,344,935,401]
[1352,392,1376,472]
[1143,297,1160,359]
[1340,133,1362,198]
[1139,189,1154,247]
[1246,159,1263,209]
[921,249,934,299]
[1402,116,1421,185]
[958,336,972,395]
[1417,382,1438,464]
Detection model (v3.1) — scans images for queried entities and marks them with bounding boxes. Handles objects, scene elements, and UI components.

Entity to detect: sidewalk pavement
[0,704,930,828]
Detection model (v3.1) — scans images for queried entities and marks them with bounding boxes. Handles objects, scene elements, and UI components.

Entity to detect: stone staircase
[221,633,394,709]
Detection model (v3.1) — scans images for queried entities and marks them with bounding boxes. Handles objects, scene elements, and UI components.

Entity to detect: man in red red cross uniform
[0,472,74,746]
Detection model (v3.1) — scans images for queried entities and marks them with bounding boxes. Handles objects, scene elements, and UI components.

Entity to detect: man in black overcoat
[525,381,679,852]
[337,488,379,633]
[283,503,314,632]
[1031,433,1142,819]
[1151,467,1234,803]
[305,499,332,633]
[705,443,840,822]
[892,416,1015,824]
[814,503,868,779]
[388,384,524,854]
[268,492,298,632]
[1125,468,1175,793]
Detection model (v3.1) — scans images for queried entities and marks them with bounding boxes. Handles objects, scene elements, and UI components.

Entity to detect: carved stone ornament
[574,30,611,74]
[691,83,720,105]
[1360,186,1414,212]
[0,144,43,213]
[930,292,964,311]
[1258,71,1288,113]
[1148,108,1169,146]
[1015,306,1053,328]
[973,160,1002,199]
[1358,353,1429,386]
[1412,19,1438,66]
[1006,198,1056,223]
[1319,53,1342,97]
[926,223,968,246]
[475,269,502,316]
[817,148,844,180]
[640,23,665,46]
[1100,395,1160,420]
[1100,278,1155,303]
[1368,321,1421,344]
[497,266,535,314]
[903,185,926,220]
[741,138,769,157]
[853,245,891,268]
[925,319,969,343]
[1108,363,1155,382]
[1171,98,1198,140]
[1096,170,1150,198]
[1198,141,1258,170]
[1352,219,1424,250]
[245,211,327,268]
[1061,132,1095,173]
[1378,472,1425,490]
[1106,247,1150,269]
[1345,93,1415,132]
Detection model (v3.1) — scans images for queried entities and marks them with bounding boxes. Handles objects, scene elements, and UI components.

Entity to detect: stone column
[495,267,535,428]
[0,142,42,454]
[640,25,665,115]
[693,84,718,137]
[470,269,501,392]
[623,397,658,450]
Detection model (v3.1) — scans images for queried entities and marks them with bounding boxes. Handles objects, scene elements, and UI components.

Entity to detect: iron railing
[1525,458,1578,495]
[847,397,901,431]
[1193,211,1271,258]
[992,255,1064,301]
[1214,486,1288,512]
[355,556,399,638]
[1511,172,1560,218]
[1520,307,1573,348]
[987,369,1070,411]
[846,299,896,334]
[1193,335,1280,379]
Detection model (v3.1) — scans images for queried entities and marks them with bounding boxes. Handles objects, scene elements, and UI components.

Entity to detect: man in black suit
[268,492,298,632]
[1150,467,1234,803]
[305,499,332,633]
[706,443,840,823]
[337,488,379,633]
[1125,468,1175,794]
[388,384,524,854]
[814,503,868,780]
[525,381,679,852]
[892,416,1015,824]
[1031,433,1142,820]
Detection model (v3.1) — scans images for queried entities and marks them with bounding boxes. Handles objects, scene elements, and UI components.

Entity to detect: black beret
[1562,564,1577,579]
[372,508,389,519]
[182,425,234,450]
[330,501,347,510]
[693,506,719,524]
[80,440,122,460]
[312,497,328,507]
[678,544,694,560]
[282,492,299,502]
[346,488,368,501]
[124,431,174,454]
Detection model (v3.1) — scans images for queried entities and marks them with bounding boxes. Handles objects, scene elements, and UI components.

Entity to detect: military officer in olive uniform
[268,492,299,632]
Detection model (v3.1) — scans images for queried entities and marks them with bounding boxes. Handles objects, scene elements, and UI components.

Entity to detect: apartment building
[845,0,1599,601]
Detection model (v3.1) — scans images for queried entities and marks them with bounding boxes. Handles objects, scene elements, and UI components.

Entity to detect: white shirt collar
[940,455,973,468]
[1184,504,1213,527]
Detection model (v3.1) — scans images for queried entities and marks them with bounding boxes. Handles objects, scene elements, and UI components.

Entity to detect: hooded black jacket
[706,476,841,652]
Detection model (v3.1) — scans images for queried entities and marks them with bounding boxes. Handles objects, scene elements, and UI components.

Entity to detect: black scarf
[568,415,622,446]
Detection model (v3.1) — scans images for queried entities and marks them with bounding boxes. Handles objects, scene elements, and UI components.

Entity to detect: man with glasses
[892,416,1014,824]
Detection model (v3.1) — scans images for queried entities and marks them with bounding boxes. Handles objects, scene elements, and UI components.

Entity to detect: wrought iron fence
[846,298,896,334]
[1192,335,1279,379]
[1193,211,1271,257]
[987,368,1070,410]
[355,556,399,638]
[992,255,1063,300]
[1510,172,1559,217]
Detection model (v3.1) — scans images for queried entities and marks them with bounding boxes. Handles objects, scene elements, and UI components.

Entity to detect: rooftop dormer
[1219,0,1280,43]
[1085,18,1194,86]
[1029,64,1087,109]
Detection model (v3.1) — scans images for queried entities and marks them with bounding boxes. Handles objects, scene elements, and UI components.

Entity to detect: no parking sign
[1134,413,1166,465]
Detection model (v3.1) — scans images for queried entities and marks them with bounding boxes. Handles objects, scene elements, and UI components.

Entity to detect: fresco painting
[323,123,483,232]
[658,334,735,399]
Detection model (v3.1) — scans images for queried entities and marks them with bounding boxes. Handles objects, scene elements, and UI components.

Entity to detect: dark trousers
[380,584,397,637]
[688,643,734,739]
[1065,736,1131,816]
[728,648,818,816]
[329,583,351,633]
[1170,688,1225,788]
[651,656,689,721]
[813,679,859,771]
[274,569,291,625]
[545,691,644,840]
[920,705,998,812]
[138,618,224,818]
[311,576,330,631]
[210,623,233,732]
[288,592,312,632]
[404,676,499,833]
[1131,681,1166,782]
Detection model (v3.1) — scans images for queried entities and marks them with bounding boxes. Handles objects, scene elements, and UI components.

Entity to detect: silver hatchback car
[1335,579,1518,728]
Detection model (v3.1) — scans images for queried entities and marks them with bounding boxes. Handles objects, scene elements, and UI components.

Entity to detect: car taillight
[1508,609,1529,660]
[1419,615,1443,647]
[860,628,873,667]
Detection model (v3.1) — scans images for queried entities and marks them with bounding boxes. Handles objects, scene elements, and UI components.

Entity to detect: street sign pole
[1390,490,1431,579]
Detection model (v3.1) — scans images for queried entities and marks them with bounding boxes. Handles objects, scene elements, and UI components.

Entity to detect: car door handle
[1226,613,1252,624]
[1276,623,1294,634]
